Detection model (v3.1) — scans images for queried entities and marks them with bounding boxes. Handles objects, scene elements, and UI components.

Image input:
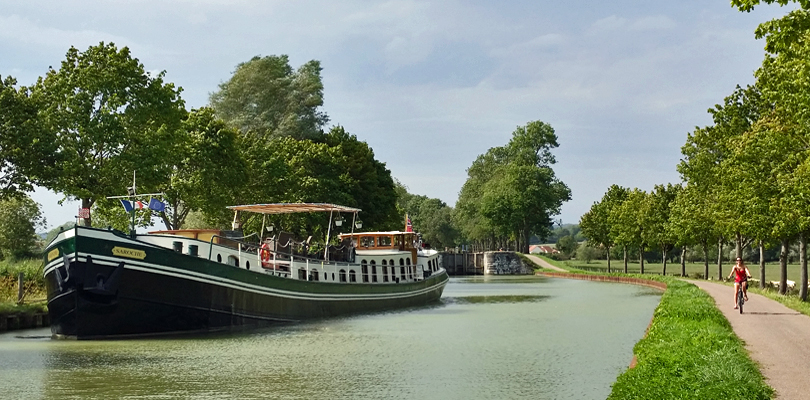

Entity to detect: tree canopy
[31,42,186,227]
[210,55,329,140]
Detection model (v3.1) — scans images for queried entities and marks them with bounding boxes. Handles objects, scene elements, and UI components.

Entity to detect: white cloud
[0,14,135,51]
[630,15,677,31]
[591,15,627,31]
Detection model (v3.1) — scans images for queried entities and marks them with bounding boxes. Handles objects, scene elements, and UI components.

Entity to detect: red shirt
[734,266,748,283]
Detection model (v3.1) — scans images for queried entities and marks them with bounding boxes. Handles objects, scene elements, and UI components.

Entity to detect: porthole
[217,254,222,263]
[246,261,250,270]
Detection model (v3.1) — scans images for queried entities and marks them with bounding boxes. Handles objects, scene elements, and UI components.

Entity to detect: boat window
[332,272,335,281]
[360,236,374,247]
[382,266,389,282]
[382,259,387,266]
[362,262,369,283]
[217,254,222,263]
[246,261,250,270]
[400,266,406,281]
[399,258,404,266]
[406,257,411,265]
[378,236,392,246]
[371,262,378,283]
[394,235,403,246]
[298,269,306,280]
[312,270,319,281]
[228,255,239,267]
[390,259,394,267]
[339,270,347,282]
[349,270,357,282]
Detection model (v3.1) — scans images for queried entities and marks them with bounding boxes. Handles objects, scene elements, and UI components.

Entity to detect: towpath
[523,254,567,272]
[689,280,810,400]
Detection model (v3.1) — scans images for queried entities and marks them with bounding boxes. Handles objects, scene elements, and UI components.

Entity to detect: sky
[0,0,797,230]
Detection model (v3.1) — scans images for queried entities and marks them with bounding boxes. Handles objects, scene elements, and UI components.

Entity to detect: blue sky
[0,1,795,229]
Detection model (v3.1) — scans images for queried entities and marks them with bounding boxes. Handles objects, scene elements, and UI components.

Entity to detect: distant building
[529,245,558,255]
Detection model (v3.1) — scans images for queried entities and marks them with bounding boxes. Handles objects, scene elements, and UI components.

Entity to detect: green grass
[0,258,46,313]
[608,276,772,399]
[564,258,807,282]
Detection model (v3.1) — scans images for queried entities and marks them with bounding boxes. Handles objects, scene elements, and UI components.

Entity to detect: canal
[0,276,660,399]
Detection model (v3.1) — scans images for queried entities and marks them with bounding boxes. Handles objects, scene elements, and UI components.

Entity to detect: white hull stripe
[45,253,447,302]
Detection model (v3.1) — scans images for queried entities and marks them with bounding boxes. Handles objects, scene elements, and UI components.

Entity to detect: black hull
[44,229,448,339]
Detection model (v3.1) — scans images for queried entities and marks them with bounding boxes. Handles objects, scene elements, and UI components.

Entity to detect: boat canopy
[227,203,362,215]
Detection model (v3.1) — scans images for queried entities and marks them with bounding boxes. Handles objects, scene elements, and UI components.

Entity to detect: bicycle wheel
[738,289,744,314]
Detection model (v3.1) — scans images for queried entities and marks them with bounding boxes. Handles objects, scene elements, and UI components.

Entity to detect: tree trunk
[703,241,709,280]
[662,248,667,276]
[640,245,645,274]
[606,245,611,273]
[800,233,807,301]
[779,238,789,295]
[680,247,686,277]
[623,245,628,273]
[759,240,766,289]
[735,232,743,261]
[717,238,724,281]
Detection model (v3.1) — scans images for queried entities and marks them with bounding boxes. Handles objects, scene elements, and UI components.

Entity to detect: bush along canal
[538,268,773,400]
[1,261,49,333]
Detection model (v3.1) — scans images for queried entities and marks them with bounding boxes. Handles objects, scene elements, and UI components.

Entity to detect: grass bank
[608,276,772,399]
[0,258,47,315]
[530,256,773,399]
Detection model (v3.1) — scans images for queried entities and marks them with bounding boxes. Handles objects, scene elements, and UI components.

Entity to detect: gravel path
[689,280,810,400]
[523,254,567,272]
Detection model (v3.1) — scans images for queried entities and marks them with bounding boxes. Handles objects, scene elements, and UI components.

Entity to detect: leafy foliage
[456,121,570,252]
[210,55,328,140]
[0,195,45,260]
[31,42,186,226]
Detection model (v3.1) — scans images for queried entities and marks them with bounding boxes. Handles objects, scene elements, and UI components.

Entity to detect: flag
[135,200,146,209]
[120,200,134,212]
[405,214,413,232]
[148,198,165,212]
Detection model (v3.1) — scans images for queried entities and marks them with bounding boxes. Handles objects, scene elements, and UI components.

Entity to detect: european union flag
[149,198,165,212]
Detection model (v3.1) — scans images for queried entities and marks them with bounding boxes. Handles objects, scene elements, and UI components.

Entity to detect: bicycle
[737,284,745,314]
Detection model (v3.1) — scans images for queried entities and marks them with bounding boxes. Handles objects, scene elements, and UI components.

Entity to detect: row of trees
[0,43,403,247]
[581,1,810,301]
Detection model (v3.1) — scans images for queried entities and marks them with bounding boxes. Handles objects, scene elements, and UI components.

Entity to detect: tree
[556,235,578,258]
[209,55,328,140]
[456,121,570,253]
[318,126,399,231]
[395,182,459,249]
[670,185,717,279]
[31,42,186,227]
[0,194,46,260]
[646,184,681,276]
[161,107,246,230]
[611,189,649,273]
[580,185,628,272]
[0,76,54,198]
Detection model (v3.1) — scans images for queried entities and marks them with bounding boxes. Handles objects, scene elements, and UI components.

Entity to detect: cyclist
[727,257,751,309]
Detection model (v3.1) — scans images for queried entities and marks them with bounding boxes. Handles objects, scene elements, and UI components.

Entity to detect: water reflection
[447,295,551,304]
[0,276,660,400]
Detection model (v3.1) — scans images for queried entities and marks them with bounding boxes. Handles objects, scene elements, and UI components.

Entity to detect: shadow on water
[453,275,548,284]
[444,295,551,304]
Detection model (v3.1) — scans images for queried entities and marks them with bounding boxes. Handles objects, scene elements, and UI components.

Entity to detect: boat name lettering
[112,247,146,260]
[47,248,60,261]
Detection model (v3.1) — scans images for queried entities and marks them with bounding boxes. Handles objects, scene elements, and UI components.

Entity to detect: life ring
[260,243,272,268]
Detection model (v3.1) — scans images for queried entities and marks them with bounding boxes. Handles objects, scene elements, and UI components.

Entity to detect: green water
[0,276,660,399]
